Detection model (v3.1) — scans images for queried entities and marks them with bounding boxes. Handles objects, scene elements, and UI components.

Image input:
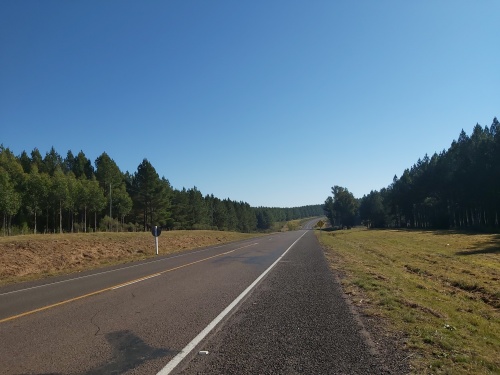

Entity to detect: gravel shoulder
[177,230,410,374]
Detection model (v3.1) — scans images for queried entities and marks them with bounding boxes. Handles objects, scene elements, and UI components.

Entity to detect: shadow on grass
[321,227,336,232]
[351,228,500,256]
[383,228,500,236]
[456,246,500,256]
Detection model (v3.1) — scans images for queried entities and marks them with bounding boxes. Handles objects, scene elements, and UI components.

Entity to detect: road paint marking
[0,240,258,297]
[157,231,308,375]
[0,288,110,324]
[0,243,258,324]
[112,273,161,289]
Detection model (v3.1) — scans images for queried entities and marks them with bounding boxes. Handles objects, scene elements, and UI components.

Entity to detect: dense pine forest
[325,118,500,231]
[0,147,322,235]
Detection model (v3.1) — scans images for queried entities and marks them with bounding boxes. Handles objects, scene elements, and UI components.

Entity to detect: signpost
[151,225,162,255]
[316,220,325,235]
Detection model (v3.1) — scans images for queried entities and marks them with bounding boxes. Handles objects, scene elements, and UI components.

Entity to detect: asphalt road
[0,223,403,374]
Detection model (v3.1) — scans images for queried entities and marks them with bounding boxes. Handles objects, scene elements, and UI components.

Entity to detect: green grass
[317,228,499,374]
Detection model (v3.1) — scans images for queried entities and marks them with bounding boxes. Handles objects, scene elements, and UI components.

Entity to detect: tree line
[324,117,500,231]
[0,146,323,235]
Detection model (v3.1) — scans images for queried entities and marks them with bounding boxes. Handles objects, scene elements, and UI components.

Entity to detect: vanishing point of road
[0,220,404,374]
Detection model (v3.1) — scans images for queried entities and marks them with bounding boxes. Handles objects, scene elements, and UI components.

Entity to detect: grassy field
[317,228,499,374]
[0,230,262,286]
[0,219,313,286]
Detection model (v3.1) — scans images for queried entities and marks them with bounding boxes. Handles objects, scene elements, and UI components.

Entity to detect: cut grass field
[0,230,262,287]
[317,228,499,374]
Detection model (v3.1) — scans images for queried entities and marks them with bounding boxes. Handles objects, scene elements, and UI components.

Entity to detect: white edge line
[0,240,255,297]
[157,230,308,375]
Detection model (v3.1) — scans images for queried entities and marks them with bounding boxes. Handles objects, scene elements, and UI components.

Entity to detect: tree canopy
[324,186,358,228]
[325,117,500,231]
[0,145,323,235]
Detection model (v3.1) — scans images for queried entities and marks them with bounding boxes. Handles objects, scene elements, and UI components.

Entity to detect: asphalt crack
[90,310,101,336]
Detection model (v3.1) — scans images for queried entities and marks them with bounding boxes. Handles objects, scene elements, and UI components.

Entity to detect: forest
[0,147,322,235]
[324,117,500,231]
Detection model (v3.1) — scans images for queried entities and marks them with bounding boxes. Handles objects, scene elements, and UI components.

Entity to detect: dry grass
[317,228,499,374]
[0,230,261,286]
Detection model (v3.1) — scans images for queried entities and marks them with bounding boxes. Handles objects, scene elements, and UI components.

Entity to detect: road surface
[0,222,405,374]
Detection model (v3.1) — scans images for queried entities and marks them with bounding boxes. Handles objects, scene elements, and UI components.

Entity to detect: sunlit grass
[318,228,499,374]
[0,230,262,286]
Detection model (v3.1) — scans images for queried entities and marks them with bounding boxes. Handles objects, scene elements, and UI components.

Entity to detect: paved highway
[0,222,402,374]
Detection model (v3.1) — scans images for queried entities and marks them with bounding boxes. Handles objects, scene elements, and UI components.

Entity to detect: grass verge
[0,230,262,286]
[317,228,499,374]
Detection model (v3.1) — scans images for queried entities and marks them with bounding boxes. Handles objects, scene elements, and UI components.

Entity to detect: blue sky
[1,1,498,207]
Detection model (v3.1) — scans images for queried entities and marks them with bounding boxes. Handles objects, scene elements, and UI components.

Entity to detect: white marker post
[155,233,159,255]
[151,225,162,255]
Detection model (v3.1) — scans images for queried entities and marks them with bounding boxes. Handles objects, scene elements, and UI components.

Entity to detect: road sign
[151,225,161,255]
[151,226,162,237]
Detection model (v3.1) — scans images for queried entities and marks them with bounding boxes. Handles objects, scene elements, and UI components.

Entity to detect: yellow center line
[0,242,258,324]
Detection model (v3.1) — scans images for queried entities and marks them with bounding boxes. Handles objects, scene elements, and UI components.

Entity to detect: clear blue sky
[1,1,498,208]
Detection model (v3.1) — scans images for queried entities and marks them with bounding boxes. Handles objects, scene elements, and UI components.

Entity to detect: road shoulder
[177,230,410,374]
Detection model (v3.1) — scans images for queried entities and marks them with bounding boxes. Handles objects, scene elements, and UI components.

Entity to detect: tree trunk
[59,201,63,233]
[150,204,154,229]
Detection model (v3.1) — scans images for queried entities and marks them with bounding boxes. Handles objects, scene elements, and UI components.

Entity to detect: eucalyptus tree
[24,165,48,234]
[51,166,69,233]
[0,145,25,187]
[0,167,21,236]
[95,152,124,220]
[65,171,80,232]
[112,183,133,227]
[38,172,52,233]
[78,177,90,232]
[0,146,24,235]
[84,176,106,232]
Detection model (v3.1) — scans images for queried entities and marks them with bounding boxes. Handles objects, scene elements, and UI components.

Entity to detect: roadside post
[151,225,162,255]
